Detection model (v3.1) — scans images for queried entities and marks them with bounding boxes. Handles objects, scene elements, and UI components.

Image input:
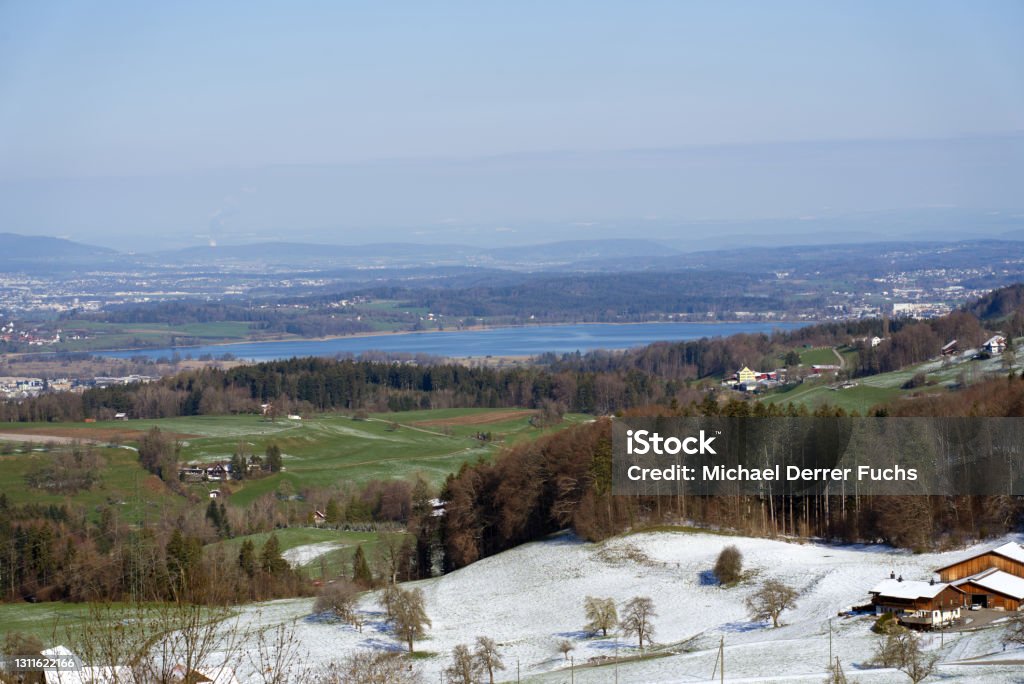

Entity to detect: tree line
[438,375,1024,570]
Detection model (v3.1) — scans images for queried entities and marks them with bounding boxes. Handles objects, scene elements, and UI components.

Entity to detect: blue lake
[96,321,808,362]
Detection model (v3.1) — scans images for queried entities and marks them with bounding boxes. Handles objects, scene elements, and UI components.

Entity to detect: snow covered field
[227,530,1024,682]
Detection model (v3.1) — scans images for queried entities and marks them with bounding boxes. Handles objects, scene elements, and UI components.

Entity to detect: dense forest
[354,270,794,321]
[438,375,1024,571]
[60,300,377,339]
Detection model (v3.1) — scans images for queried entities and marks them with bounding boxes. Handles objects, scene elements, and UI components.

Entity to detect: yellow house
[738,367,757,385]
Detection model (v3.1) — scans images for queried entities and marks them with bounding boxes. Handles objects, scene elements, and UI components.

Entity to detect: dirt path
[832,347,846,369]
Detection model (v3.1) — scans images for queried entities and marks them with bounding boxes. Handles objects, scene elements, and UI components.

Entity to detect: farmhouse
[737,367,757,385]
[935,541,1024,582]
[869,575,965,627]
[941,339,958,356]
[178,466,205,483]
[982,334,1007,355]
[951,568,1024,610]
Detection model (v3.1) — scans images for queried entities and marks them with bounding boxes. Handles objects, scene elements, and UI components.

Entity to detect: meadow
[0,408,588,517]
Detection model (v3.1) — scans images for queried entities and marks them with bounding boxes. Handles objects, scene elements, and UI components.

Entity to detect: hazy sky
[0,1,1022,249]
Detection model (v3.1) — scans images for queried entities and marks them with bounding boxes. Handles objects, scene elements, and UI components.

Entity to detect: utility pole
[720,636,725,684]
[570,655,574,684]
[828,619,832,668]
[614,643,618,684]
[516,657,520,683]
[711,636,724,684]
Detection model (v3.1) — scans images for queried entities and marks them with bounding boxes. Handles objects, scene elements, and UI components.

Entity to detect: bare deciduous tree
[473,636,504,684]
[375,533,410,585]
[1007,611,1024,646]
[557,639,575,661]
[619,596,656,650]
[745,579,798,628]
[247,618,311,684]
[871,628,938,683]
[443,644,481,684]
[2,632,45,684]
[66,600,247,684]
[390,587,431,653]
[315,651,421,683]
[313,580,361,625]
[583,596,618,637]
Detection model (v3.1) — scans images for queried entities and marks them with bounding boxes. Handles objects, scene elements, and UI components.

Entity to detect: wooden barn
[869,575,966,627]
[935,542,1024,582]
[952,568,1024,611]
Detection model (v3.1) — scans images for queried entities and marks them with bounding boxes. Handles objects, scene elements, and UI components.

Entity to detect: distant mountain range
[5,229,1024,273]
[147,238,681,270]
[0,232,118,262]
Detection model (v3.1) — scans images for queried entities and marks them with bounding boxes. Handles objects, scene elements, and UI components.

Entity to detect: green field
[0,602,106,641]
[51,319,257,352]
[762,343,1018,413]
[797,346,841,366]
[761,380,901,414]
[0,443,177,524]
[0,408,587,516]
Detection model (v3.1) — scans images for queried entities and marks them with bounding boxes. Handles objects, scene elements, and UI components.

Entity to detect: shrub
[713,545,743,585]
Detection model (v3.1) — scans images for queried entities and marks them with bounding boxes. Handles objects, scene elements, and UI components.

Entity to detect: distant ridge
[158,241,476,262]
[150,238,677,267]
[0,232,117,260]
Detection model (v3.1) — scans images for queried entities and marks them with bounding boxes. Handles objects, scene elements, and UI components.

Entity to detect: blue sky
[0,1,1022,248]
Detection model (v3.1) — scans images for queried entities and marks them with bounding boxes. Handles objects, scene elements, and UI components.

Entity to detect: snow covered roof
[954,568,1024,600]
[869,578,955,600]
[991,541,1024,565]
[936,541,1024,571]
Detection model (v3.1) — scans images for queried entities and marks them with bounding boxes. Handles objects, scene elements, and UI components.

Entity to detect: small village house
[737,366,757,386]
[982,334,1007,355]
[869,574,965,628]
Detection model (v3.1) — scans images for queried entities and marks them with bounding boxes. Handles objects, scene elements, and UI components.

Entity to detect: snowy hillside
[230,530,1024,682]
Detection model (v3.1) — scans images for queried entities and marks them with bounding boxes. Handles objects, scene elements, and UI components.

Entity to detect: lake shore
[47,317,809,357]
[88,320,810,363]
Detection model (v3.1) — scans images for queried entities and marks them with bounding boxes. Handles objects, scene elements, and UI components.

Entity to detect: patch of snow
[281,541,346,567]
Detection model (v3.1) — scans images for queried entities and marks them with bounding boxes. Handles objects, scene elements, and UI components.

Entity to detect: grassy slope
[0,409,587,517]
[0,444,182,524]
[762,342,1019,413]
